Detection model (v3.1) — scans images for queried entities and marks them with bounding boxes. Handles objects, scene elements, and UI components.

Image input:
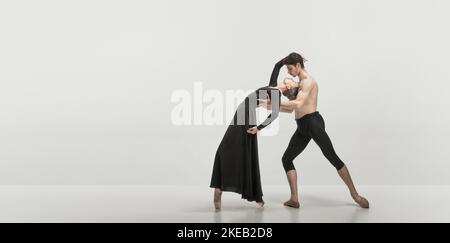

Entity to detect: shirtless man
[274,52,369,209]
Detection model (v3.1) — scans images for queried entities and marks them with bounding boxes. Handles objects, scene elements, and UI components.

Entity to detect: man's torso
[294,77,318,119]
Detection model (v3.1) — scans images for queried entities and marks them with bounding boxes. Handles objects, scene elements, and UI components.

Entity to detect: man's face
[286,64,300,77]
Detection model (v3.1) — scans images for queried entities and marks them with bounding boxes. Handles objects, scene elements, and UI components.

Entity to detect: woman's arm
[268,59,285,87]
[256,89,281,130]
[247,90,282,134]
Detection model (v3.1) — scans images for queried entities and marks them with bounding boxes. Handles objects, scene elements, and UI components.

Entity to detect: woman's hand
[247,127,259,135]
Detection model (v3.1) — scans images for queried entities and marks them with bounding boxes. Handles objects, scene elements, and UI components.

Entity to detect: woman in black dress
[210,58,300,209]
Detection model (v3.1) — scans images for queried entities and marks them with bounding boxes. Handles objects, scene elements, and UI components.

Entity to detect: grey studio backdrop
[0,0,449,186]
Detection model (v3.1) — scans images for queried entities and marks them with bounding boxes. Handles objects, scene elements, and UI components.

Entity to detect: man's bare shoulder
[300,76,316,88]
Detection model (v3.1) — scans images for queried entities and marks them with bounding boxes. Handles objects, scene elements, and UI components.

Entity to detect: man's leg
[310,115,369,208]
[281,130,311,208]
[337,165,369,208]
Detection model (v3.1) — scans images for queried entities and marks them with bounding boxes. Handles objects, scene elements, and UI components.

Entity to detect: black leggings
[282,111,345,172]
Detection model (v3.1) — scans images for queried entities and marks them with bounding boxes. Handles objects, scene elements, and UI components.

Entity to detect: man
[264,52,370,209]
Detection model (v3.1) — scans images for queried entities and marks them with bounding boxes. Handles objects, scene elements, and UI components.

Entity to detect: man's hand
[258,99,272,110]
[246,127,259,135]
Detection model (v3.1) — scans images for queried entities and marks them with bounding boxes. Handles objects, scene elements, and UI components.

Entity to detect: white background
[0,0,449,185]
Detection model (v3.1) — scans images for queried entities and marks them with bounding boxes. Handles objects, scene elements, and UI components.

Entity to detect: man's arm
[280,79,314,110]
[280,106,294,113]
[259,99,293,113]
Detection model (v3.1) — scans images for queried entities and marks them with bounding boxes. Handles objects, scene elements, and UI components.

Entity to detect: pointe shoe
[352,194,370,209]
[214,189,222,210]
[283,200,300,209]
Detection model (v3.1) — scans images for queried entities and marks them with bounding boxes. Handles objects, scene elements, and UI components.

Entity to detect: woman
[210,58,301,209]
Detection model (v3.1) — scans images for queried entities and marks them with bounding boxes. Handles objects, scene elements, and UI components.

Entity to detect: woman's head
[282,78,300,100]
[283,52,306,77]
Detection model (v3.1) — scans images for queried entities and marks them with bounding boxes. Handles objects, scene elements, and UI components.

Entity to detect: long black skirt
[209,105,263,203]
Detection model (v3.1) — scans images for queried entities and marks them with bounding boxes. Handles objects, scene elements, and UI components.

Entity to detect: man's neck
[298,69,309,81]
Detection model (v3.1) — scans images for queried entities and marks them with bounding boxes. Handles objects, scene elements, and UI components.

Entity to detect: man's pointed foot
[353,194,369,209]
[283,200,300,209]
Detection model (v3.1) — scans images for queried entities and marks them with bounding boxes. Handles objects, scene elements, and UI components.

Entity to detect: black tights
[282,111,345,172]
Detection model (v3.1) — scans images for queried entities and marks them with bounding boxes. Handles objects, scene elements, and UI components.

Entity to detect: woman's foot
[283,199,300,209]
[257,200,265,208]
[214,189,222,210]
[352,193,369,208]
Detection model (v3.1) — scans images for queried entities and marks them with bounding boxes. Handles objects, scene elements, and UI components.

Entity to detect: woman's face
[282,79,299,100]
[283,78,296,89]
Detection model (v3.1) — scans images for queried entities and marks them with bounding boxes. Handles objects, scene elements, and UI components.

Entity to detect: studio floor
[0,185,449,223]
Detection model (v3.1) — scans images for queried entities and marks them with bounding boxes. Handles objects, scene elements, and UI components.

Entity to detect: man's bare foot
[214,189,222,210]
[283,199,300,209]
[352,194,369,209]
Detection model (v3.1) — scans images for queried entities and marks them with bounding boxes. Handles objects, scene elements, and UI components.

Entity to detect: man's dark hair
[283,52,306,68]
